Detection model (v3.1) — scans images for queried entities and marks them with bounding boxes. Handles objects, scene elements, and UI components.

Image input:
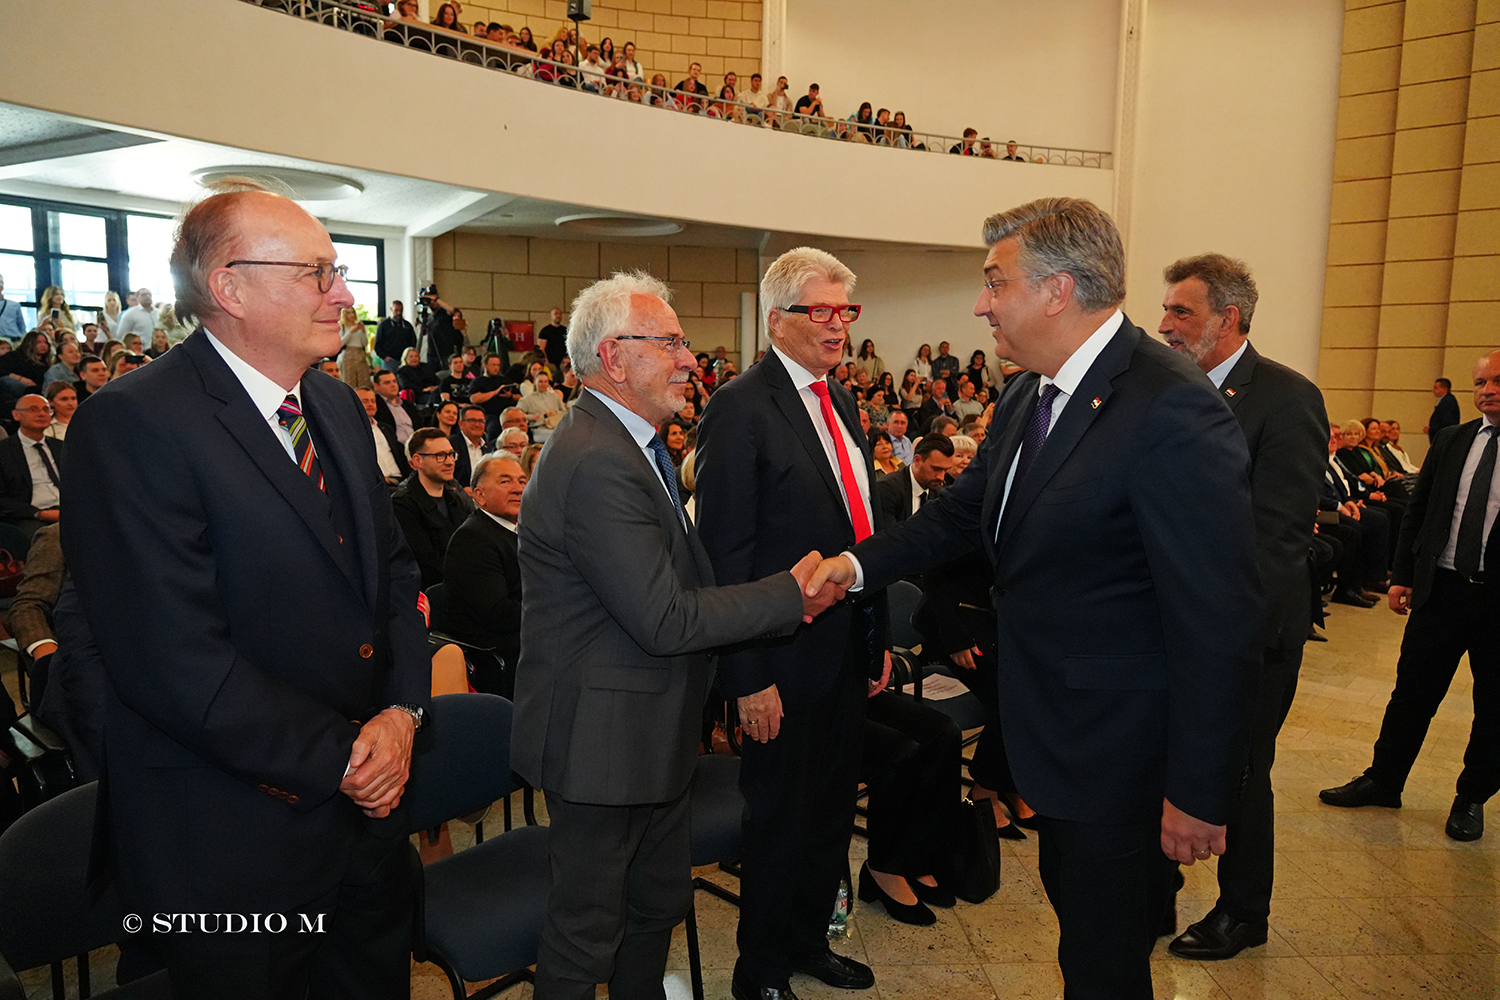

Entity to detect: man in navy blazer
[807,199,1260,999]
[62,185,430,1000]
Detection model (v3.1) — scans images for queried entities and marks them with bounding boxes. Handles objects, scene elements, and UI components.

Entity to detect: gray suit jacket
[512,390,804,806]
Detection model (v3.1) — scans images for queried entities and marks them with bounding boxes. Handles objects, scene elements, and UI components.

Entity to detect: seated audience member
[870,429,904,478]
[460,343,482,378]
[659,420,689,468]
[743,72,769,111]
[74,355,108,400]
[520,442,543,478]
[886,409,914,465]
[622,40,643,80]
[949,128,979,155]
[1321,424,1389,605]
[316,357,342,379]
[430,2,462,31]
[766,75,792,123]
[645,72,670,105]
[470,352,518,438]
[949,435,978,472]
[675,62,710,109]
[951,379,983,421]
[392,427,475,587]
[39,286,77,333]
[441,454,527,692]
[1332,419,1406,551]
[908,345,934,381]
[1,331,52,391]
[398,346,438,396]
[76,322,103,358]
[518,370,566,442]
[964,351,994,391]
[892,111,912,144]
[357,388,409,487]
[958,414,986,445]
[145,329,171,359]
[855,338,885,380]
[435,352,473,404]
[43,339,82,389]
[121,332,145,356]
[978,139,998,159]
[794,82,824,117]
[873,107,892,141]
[862,390,891,430]
[877,433,955,527]
[850,102,875,138]
[44,382,77,441]
[0,394,64,540]
[1003,140,1025,161]
[917,378,956,434]
[1379,419,1421,474]
[499,405,529,438]
[452,404,491,491]
[429,400,461,441]
[372,368,418,445]
[928,415,959,439]
[676,400,698,426]
[110,352,147,379]
[496,427,529,460]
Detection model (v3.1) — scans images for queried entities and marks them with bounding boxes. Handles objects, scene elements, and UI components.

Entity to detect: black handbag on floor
[949,796,1002,904]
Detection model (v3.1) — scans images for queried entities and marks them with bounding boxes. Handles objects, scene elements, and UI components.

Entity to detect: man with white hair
[496,426,529,459]
[511,271,842,1000]
[695,248,890,1000]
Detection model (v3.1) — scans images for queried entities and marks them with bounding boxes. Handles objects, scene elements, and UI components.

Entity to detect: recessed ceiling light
[555,214,683,237]
[191,165,365,201]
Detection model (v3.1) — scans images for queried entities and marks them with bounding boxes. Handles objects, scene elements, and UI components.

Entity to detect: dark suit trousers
[863,689,961,877]
[736,650,865,988]
[1035,815,1175,1000]
[1216,644,1303,923]
[536,790,692,1000]
[156,831,413,1000]
[1367,572,1500,801]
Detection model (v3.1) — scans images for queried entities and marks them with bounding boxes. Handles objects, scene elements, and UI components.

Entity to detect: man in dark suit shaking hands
[1156,254,1330,960]
[696,248,891,1000]
[807,199,1261,999]
[512,271,838,1000]
[61,182,430,999]
[1321,350,1500,842]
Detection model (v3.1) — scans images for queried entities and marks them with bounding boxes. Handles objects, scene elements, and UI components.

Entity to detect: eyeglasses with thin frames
[782,304,861,323]
[983,274,1052,294]
[610,335,692,354]
[224,260,350,294]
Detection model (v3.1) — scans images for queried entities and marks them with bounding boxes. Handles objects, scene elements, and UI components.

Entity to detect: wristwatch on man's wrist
[387,703,425,732]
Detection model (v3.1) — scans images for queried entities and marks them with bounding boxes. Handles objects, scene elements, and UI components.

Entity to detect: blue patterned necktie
[1013,383,1061,487]
[647,434,687,529]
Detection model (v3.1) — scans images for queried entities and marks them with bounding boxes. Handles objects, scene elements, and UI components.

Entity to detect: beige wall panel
[655,14,690,33]
[688,17,725,36]
[1391,122,1467,171]
[1399,31,1476,84]
[672,280,703,317]
[1403,0,1477,40]
[1335,133,1398,179]
[1387,167,1464,215]
[1475,21,1500,68]
[1327,220,1390,263]
[1319,346,1380,386]
[1321,304,1383,348]
[454,233,528,274]
[725,21,759,39]
[1369,388,1439,432]
[1319,387,1376,422]
[678,315,737,345]
[706,1,740,17]
[493,273,567,312]
[1446,299,1500,342]
[1394,77,1471,129]
[1345,2,1407,51]
[1341,44,1404,94]
[1469,68,1500,116]
[1375,301,1451,344]
[1330,177,1396,221]
[1380,258,1455,301]
[599,242,671,277]
[669,245,737,282]
[1384,212,1458,258]
[701,282,746,317]
[562,276,594,307]
[1449,252,1500,297]
[527,239,600,277]
[433,268,494,309]
[637,0,671,12]
[1465,114,1500,164]
[1374,345,1445,388]
[1445,345,1498,381]
[1337,89,1401,137]
[1480,0,1500,23]
[1454,205,1500,251]
[433,233,455,271]
[1324,262,1388,305]
[736,249,759,284]
[618,10,654,29]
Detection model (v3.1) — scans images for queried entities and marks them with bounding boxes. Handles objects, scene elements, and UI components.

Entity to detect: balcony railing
[238,0,1113,170]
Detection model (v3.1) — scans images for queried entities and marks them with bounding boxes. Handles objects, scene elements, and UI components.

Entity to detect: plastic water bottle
[827,878,850,939]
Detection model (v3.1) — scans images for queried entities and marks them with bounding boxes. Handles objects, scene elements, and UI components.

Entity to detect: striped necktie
[276,394,325,492]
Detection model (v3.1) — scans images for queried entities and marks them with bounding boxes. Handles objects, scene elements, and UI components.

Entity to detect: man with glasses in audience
[62,181,429,999]
[497,426,529,460]
[513,271,830,1000]
[0,393,63,540]
[452,404,490,491]
[696,248,890,1000]
[392,426,474,587]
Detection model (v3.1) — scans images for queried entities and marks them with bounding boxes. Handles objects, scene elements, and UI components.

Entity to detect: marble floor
[8,598,1495,998]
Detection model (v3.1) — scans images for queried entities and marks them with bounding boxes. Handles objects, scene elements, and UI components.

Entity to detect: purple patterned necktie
[1013,383,1061,487]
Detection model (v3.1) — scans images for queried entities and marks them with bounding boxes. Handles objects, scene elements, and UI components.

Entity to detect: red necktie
[808,380,872,542]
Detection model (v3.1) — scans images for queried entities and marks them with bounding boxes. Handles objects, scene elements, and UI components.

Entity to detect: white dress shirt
[1438,421,1500,572]
[20,433,60,510]
[481,507,519,534]
[1206,341,1249,389]
[370,420,402,481]
[907,466,924,518]
[772,345,875,534]
[587,388,686,526]
[205,329,305,463]
[461,433,486,477]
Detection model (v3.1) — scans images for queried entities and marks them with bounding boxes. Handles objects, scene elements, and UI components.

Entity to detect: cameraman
[420,286,460,369]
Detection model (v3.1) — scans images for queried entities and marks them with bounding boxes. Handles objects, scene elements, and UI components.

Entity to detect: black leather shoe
[788,948,876,989]
[1319,774,1402,808]
[1447,797,1484,841]
[910,878,956,908]
[1168,907,1268,960]
[996,820,1027,841]
[732,971,800,1000]
[1331,588,1377,608]
[856,862,935,927]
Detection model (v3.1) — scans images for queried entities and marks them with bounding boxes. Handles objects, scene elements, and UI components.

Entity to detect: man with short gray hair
[441,453,527,690]
[497,426,529,459]
[514,271,840,1000]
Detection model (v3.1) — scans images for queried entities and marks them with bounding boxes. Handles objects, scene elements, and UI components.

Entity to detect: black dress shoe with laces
[1319,774,1402,808]
[1447,797,1484,841]
[1331,588,1377,608]
[1168,906,1269,960]
[788,948,876,989]
[732,971,801,1000]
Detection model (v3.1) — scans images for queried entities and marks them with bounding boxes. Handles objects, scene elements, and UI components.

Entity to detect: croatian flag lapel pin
[1090,397,1101,409]
[1225,387,1237,397]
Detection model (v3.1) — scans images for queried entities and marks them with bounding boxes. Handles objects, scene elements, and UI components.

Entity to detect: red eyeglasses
[783,304,861,323]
